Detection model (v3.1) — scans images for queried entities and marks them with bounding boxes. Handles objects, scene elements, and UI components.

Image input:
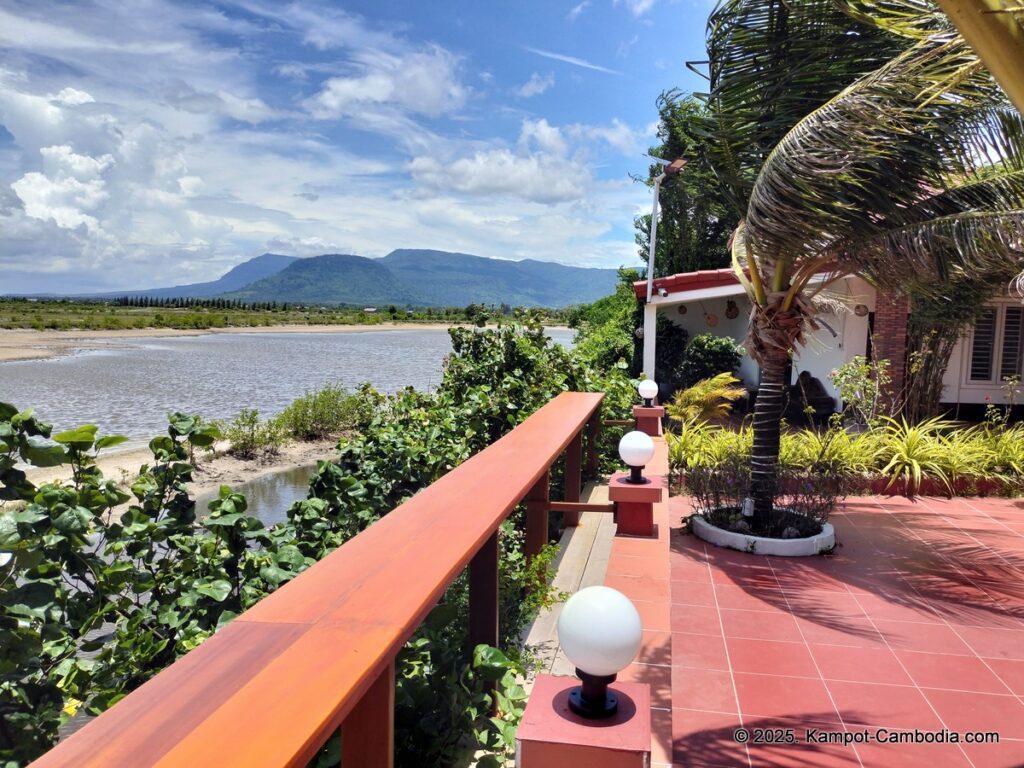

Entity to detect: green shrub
[274,383,382,441]
[217,409,284,459]
[675,333,743,388]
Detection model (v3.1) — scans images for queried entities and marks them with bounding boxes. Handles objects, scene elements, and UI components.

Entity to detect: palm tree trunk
[751,345,789,524]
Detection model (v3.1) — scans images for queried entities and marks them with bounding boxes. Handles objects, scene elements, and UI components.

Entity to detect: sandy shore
[0,322,469,363]
[24,438,338,502]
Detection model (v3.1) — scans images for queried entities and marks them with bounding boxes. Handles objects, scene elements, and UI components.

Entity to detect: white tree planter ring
[691,514,835,557]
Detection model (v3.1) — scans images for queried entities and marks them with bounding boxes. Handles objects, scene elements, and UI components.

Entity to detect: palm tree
[698,0,1024,522]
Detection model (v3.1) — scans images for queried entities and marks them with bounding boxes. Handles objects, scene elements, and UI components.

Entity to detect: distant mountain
[89,253,299,299]
[224,249,618,308]
[226,254,412,306]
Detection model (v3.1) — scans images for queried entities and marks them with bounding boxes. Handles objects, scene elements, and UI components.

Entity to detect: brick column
[872,290,909,406]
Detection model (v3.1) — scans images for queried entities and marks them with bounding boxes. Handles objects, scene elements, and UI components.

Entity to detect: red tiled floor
[827,681,945,730]
[632,598,672,632]
[869,619,974,655]
[671,708,747,767]
[895,649,1012,694]
[809,644,913,686]
[726,637,819,678]
[670,604,723,634]
[732,672,840,723]
[596,484,1024,766]
[923,688,1024,740]
[720,608,802,642]
[984,657,1024,695]
[671,666,739,713]
[953,624,1024,661]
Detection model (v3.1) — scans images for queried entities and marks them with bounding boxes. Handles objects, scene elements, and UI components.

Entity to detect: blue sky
[0,0,709,293]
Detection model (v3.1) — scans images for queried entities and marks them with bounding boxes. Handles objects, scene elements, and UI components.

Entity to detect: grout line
[762,554,865,768]
[698,539,753,768]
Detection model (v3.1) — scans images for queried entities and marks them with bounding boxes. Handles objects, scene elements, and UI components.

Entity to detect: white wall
[656,277,877,406]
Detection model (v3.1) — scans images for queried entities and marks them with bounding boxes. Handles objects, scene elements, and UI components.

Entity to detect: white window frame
[964,300,1024,387]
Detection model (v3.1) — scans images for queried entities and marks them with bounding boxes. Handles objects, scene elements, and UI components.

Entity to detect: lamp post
[557,585,643,718]
[637,379,658,407]
[644,157,687,303]
[618,430,655,484]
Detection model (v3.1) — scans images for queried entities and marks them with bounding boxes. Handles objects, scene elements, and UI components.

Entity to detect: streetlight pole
[644,158,687,303]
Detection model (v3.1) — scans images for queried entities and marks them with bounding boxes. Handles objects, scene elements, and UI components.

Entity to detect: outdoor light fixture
[618,430,655,484]
[637,379,658,407]
[557,585,643,719]
[658,287,668,298]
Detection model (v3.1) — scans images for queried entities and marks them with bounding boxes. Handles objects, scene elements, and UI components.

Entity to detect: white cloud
[519,118,568,156]
[305,47,468,119]
[408,151,586,204]
[614,0,657,16]
[11,172,106,232]
[567,1,591,22]
[515,72,555,98]
[567,119,644,155]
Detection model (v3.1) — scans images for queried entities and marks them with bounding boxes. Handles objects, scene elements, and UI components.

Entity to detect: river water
[0,328,574,439]
[2,328,575,523]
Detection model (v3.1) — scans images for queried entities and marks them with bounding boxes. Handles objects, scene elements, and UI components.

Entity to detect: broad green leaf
[195,579,232,602]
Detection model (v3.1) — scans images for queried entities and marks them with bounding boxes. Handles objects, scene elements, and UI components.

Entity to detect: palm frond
[831,210,1024,291]
[698,0,912,212]
[745,34,1022,278]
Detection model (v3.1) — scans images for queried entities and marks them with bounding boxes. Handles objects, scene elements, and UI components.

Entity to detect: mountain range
[98,250,619,308]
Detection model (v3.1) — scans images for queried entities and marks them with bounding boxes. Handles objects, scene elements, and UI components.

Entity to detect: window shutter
[970,308,997,382]
[1001,307,1024,382]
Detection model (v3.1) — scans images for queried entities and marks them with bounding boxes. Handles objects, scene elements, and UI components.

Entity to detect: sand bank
[23,438,338,503]
[0,323,467,363]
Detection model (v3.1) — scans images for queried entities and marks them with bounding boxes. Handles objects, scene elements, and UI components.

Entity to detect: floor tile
[895,649,1012,694]
[671,708,748,767]
[671,604,724,635]
[923,688,1024,740]
[671,666,739,713]
[672,632,731,672]
[726,637,819,678]
[604,572,670,603]
[793,616,887,649]
[853,741,970,768]
[826,681,944,730]
[732,673,839,723]
[712,584,786,612]
[870,620,974,655]
[671,579,718,607]
[983,657,1024,695]
[720,609,802,642]
[810,644,913,686]
[632,598,672,632]
[637,630,673,666]
[953,625,1024,661]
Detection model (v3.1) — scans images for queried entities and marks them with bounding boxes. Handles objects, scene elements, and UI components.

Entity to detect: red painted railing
[31,391,604,768]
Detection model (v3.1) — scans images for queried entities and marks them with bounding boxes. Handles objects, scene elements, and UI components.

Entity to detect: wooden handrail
[32,391,604,768]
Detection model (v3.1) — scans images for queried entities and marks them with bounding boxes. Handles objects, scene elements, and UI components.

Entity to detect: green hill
[223,249,618,307]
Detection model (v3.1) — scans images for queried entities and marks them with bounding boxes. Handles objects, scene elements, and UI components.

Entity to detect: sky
[0,0,710,293]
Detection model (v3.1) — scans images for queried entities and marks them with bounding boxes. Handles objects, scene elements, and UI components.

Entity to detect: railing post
[341,661,395,768]
[525,471,550,563]
[563,432,582,527]
[586,411,601,479]
[469,531,499,653]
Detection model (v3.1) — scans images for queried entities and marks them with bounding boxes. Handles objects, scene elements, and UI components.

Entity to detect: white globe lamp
[618,430,655,484]
[637,379,658,406]
[557,586,643,718]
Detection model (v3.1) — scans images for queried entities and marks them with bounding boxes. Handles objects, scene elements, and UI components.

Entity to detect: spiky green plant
[666,373,746,424]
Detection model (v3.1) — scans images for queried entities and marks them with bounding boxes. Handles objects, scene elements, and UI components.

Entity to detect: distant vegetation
[0,297,570,331]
